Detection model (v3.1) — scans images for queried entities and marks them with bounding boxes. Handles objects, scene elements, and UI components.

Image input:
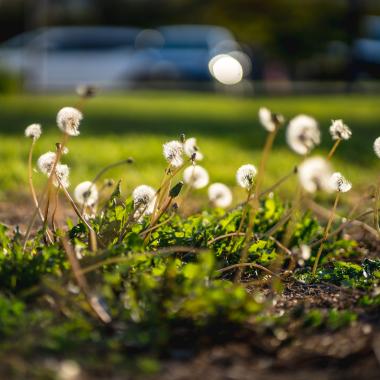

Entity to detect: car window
[363,17,380,40]
[1,31,39,48]
[34,29,138,51]
[159,27,233,50]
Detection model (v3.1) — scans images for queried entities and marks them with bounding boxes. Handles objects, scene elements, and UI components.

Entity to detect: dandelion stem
[28,140,43,220]
[81,158,133,215]
[50,186,60,233]
[42,134,69,233]
[259,166,298,198]
[90,158,134,186]
[235,127,279,282]
[22,205,41,251]
[61,235,111,323]
[150,164,184,224]
[312,192,340,276]
[178,166,196,209]
[27,139,54,243]
[144,196,175,245]
[374,177,380,236]
[281,182,303,247]
[140,212,175,238]
[58,178,95,233]
[117,206,144,243]
[151,164,171,221]
[327,139,341,160]
[232,189,252,251]
[218,262,281,279]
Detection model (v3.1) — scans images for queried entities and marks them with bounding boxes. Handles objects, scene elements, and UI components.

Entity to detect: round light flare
[209,54,244,85]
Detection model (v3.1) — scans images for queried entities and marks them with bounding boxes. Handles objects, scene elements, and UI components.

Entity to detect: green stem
[374,177,380,236]
[312,192,340,276]
[235,127,279,282]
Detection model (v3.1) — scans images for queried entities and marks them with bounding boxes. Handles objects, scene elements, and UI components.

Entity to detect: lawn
[0,91,379,201]
[1,91,380,378]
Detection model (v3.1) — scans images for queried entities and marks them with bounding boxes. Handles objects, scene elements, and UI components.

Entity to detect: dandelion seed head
[163,140,184,167]
[183,165,209,189]
[298,156,333,193]
[54,164,70,188]
[57,360,81,380]
[236,164,257,190]
[208,183,233,208]
[183,137,203,161]
[74,181,98,207]
[76,84,97,98]
[329,119,352,140]
[57,107,83,136]
[374,137,380,158]
[286,114,320,155]
[37,151,57,175]
[300,245,311,260]
[132,185,156,216]
[258,107,284,132]
[25,123,42,140]
[330,172,352,193]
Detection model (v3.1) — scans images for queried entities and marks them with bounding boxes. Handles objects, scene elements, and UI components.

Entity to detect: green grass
[0,91,379,201]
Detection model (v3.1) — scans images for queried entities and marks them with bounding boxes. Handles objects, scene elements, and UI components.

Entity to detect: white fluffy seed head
[132,185,156,216]
[183,137,203,161]
[300,245,311,260]
[37,151,57,175]
[330,172,352,193]
[258,107,284,132]
[329,119,352,141]
[374,137,380,158]
[25,123,42,140]
[286,114,320,155]
[56,107,83,136]
[76,84,97,98]
[298,156,334,193]
[183,165,209,189]
[236,164,257,190]
[208,183,233,208]
[74,181,99,207]
[163,140,184,167]
[54,164,70,188]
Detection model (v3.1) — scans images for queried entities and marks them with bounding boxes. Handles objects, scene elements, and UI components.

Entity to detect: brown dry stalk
[207,232,246,246]
[79,246,206,275]
[61,235,111,323]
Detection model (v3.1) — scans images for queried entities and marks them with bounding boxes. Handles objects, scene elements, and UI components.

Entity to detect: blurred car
[124,25,252,86]
[0,26,140,90]
[352,16,380,78]
[0,25,251,91]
